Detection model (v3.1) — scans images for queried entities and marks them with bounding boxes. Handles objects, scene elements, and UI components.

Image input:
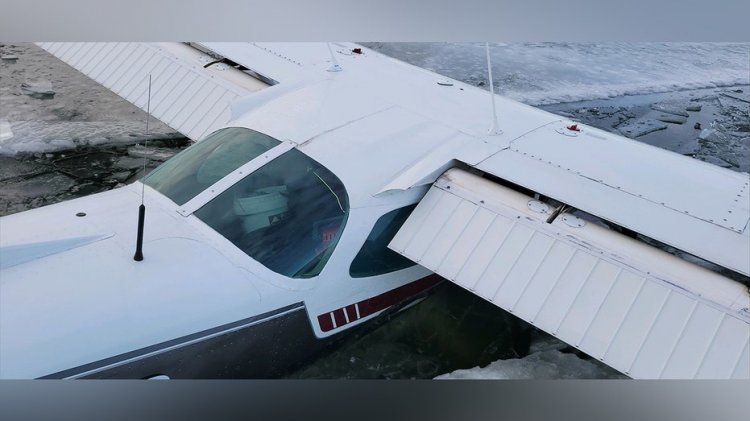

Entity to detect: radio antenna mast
[485,42,502,135]
[133,74,151,262]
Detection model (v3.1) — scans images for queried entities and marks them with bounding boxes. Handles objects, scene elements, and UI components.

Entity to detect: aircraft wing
[390,168,749,379]
[479,121,750,276]
[36,42,328,141]
[385,99,749,380]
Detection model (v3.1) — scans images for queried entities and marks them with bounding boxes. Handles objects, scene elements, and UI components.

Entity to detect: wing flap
[390,168,750,379]
[37,42,270,141]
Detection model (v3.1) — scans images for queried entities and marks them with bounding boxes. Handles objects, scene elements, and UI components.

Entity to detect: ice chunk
[0,156,42,181]
[0,120,13,141]
[656,114,687,124]
[698,155,733,168]
[20,79,55,99]
[107,171,133,183]
[618,119,667,138]
[114,156,145,170]
[48,139,75,149]
[720,90,749,104]
[127,145,176,162]
[0,121,184,156]
[435,350,623,379]
[698,128,726,143]
[3,173,76,200]
[650,103,689,117]
[435,335,625,379]
[685,104,702,112]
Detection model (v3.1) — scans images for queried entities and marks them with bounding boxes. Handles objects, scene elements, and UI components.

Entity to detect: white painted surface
[391,169,750,379]
[0,185,275,378]
[37,42,268,142]
[19,42,750,379]
[38,42,749,276]
[0,234,112,269]
[477,119,750,275]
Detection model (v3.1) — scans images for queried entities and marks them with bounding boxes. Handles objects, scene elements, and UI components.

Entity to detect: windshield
[144,127,280,205]
[194,148,349,278]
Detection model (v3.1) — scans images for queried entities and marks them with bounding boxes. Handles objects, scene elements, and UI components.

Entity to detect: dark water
[287,283,533,379]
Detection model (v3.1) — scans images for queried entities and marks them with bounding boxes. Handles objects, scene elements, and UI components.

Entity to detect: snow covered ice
[0,43,182,156]
[436,333,625,380]
[364,42,750,105]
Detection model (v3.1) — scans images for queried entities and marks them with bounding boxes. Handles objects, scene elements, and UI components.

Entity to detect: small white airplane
[1,42,748,379]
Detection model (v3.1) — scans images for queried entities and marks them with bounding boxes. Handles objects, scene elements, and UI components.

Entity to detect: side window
[349,205,417,278]
[194,148,349,279]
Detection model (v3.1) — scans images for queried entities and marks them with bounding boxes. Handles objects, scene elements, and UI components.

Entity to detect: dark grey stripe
[40,302,305,379]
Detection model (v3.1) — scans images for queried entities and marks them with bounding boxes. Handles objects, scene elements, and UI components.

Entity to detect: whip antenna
[133,74,151,262]
[485,42,502,135]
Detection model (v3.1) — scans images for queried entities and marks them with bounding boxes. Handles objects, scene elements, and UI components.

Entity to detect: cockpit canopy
[145,127,349,278]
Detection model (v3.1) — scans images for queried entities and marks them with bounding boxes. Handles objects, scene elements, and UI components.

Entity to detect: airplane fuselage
[0,127,441,378]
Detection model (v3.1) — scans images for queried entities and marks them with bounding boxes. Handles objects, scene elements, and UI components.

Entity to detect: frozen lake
[364,42,749,105]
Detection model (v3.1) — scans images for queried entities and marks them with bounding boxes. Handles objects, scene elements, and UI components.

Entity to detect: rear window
[350,205,417,278]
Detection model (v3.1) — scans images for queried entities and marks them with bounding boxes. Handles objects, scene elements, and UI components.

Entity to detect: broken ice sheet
[656,114,687,124]
[720,89,749,104]
[618,119,667,138]
[650,103,689,117]
[0,121,184,156]
[1,172,76,200]
[0,156,42,180]
[115,156,147,170]
[127,144,177,162]
[21,79,55,99]
[698,128,728,143]
[0,120,13,141]
[435,334,625,379]
[696,154,734,168]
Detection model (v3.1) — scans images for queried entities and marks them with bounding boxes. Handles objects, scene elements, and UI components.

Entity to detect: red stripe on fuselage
[344,305,357,322]
[318,312,334,332]
[316,274,443,332]
[333,308,347,327]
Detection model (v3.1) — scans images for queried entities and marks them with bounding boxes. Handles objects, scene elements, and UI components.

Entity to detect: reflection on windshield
[194,148,349,278]
[144,127,280,205]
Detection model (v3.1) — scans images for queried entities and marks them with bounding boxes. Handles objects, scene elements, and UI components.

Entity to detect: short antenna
[485,42,502,135]
[326,43,342,72]
[133,74,151,262]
